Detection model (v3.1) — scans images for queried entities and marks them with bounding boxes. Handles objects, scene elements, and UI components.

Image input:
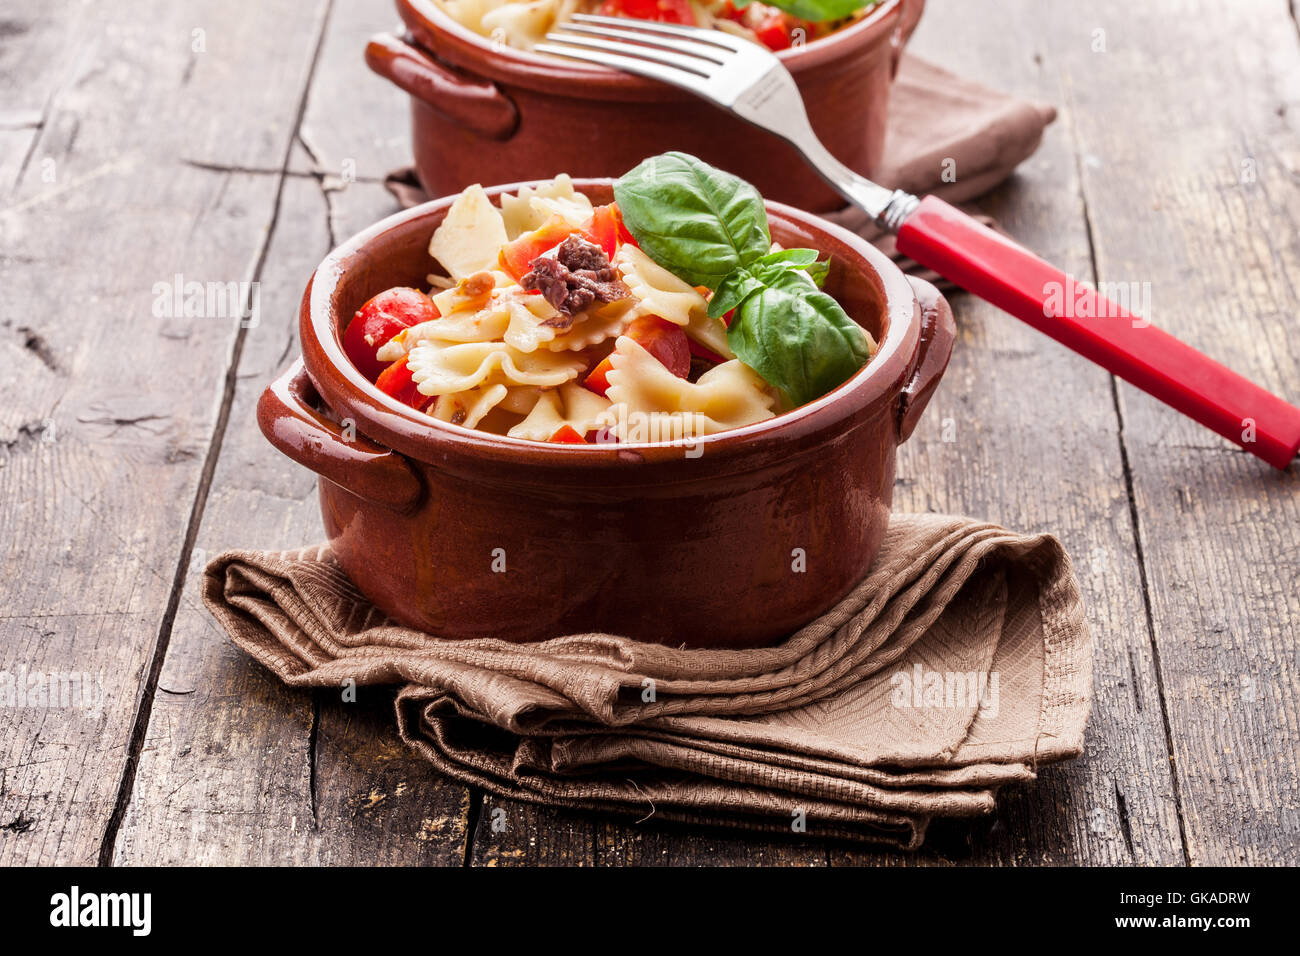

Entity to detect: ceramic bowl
[258,179,954,647]
[365,0,924,211]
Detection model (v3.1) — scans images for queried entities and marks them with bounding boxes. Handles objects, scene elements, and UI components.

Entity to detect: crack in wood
[461,789,483,867]
[1064,88,1193,869]
[308,692,320,828]
[181,155,384,185]
[15,325,62,374]
[95,0,340,868]
[1113,782,1135,860]
[0,813,37,834]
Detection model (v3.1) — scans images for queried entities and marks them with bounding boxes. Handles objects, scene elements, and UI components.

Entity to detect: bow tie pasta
[341,163,872,447]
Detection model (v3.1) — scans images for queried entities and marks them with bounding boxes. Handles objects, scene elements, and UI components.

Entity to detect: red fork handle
[895,196,1300,469]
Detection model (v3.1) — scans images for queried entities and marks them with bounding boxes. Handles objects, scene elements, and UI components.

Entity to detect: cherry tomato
[580,203,624,259]
[498,215,590,281]
[718,1,748,21]
[754,11,794,51]
[583,316,691,397]
[374,355,428,410]
[600,0,696,25]
[548,425,588,444]
[583,357,616,398]
[344,288,437,381]
[688,339,727,365]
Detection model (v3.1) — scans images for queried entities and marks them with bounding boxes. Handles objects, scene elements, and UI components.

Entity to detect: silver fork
[537,13,919,230]
[535,13,1300,469]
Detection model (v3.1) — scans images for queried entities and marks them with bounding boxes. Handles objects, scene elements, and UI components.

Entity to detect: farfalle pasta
[406,340,587,394]
[340,155,874,446]
[597,337,776,441]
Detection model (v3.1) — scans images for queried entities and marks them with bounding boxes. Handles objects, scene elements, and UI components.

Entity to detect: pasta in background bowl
[257,166,954,647]
[438,0,879,55]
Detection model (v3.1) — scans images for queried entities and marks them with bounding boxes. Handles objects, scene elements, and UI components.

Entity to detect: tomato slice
[343,287,437,381]
[583,356,616,398]
[632,316,691,378]
[583,316,691,397]
[688,339,727,366]
[600,0,695,24]
[374,355,427,410]
[499,215,588,281]
[580,203,624,259]
[717,1,747,21]
[548,424,588,444]
[754,11,794,51]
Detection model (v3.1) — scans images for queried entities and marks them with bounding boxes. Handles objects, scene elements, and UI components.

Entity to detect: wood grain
[111,0,473,865]
[1042,0,1300,865]
[111,178,472,865]
[827,0,1187,867]
[0,0,332,866]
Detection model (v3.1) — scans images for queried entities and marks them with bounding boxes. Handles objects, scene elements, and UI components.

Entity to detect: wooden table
[2,0,1297,867]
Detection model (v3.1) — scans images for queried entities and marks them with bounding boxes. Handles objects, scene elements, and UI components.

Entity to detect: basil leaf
[709,270,767,319]
[804,259,829,287]
[732,0,874,23]
[752,248,820,268]
[727,269,873,407]
[709,247,828,316]
[614,152,772,289]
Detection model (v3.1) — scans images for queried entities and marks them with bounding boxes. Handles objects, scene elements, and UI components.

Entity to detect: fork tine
[541,34,718,77]
[533,43,712,91]
[550,22,728,65]
[568,12,750,52]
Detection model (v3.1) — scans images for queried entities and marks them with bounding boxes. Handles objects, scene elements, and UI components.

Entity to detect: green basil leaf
[709,270,768,319]
[710,248,828,316]
[614,152,772,289]
[803,259,829,287]
[752,248,820,269]
[727,268,872,407]
[732,0,874,23]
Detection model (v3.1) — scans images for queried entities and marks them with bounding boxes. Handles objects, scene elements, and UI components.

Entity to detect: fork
[538,14,1300,469]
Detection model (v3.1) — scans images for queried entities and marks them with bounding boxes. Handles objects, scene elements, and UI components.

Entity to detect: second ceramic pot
[366,0,924,211]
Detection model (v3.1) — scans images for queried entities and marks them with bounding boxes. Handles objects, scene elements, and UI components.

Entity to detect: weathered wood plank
[825,0,1185,867]
[0,0,331,866]
[113,178,472,865]
[1048,0,1300,865]
[294,0,414,181]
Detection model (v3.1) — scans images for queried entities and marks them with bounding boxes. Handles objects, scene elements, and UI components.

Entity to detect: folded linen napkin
[384,52,1056,291]
[205,513,1091,849]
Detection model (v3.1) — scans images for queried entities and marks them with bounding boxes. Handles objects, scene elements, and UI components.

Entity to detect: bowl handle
[257,359,424,511]
[364,32,519,141]
[891,0,926,78]
[896,275,955,444]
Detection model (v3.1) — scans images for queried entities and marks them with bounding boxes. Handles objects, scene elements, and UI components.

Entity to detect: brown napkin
[204,513,1091,849]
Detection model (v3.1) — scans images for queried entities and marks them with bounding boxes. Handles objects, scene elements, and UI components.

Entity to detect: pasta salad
[437,0,882,54]
[342,152,875,445]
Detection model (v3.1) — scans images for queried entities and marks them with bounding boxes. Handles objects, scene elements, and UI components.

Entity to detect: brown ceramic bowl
[366,0,924,211]
[258,179,954,648]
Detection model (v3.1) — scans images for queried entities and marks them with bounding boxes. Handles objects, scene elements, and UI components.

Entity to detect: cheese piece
[428,184,509,280]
